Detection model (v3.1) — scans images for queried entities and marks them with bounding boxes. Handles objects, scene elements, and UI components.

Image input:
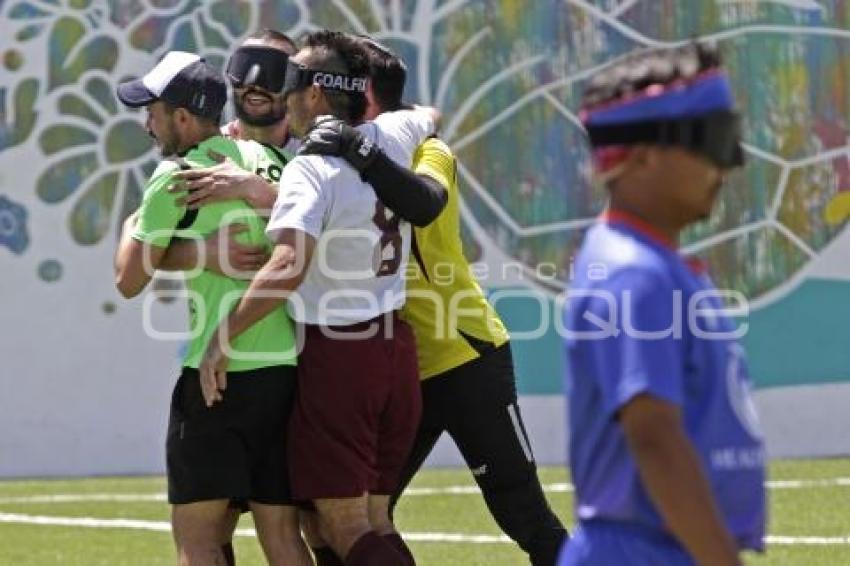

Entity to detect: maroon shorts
[288,313,422,500]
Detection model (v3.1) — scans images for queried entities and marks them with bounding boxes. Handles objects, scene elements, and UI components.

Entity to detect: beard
[233,90,285,127]
[158,139,177,157]
[150,126,179,157]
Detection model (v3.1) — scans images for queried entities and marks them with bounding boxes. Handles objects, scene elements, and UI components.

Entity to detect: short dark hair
[247,28,297,55]
[581,41,723,110]
[302,30,370,122]
[355,36,407,112]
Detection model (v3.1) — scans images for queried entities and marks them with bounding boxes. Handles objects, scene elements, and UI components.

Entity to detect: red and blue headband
[581,71,744,170]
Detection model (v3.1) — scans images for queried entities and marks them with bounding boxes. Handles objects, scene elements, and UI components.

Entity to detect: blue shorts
[558,520,694,566]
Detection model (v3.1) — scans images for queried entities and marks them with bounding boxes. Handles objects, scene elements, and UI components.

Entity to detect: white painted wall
[424,385,850,469]
[5,333,849,480]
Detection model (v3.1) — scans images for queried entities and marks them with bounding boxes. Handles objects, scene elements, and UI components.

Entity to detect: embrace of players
[114,28,567,566]
[112,22,765,566]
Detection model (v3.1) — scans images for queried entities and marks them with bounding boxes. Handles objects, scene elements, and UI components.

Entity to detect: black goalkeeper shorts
[166,365,296,506]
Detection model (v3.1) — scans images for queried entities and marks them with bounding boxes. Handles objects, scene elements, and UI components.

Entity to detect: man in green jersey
[113,51,311,566]
[159,29,299,276]
[154,30,300,566]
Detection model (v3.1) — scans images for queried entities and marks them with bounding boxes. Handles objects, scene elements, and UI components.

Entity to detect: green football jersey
[133,135,296,371]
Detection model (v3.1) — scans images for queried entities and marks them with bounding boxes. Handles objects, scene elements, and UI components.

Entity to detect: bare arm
[298,119,448,226]
[620,394,741,566]
[198,228,315,406]
[223,229,314,338]
[169,150,278,214]
[114,212,166,298]
[158,238,202,272]
[158,225,269,276]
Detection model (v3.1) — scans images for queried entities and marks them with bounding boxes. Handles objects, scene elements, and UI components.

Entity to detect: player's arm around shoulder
[374,105,440,151]
[412,104,442,132]
[114,162,182,298]
[296,116,446,226]
[360,138,449,227]
[168,141,278,213]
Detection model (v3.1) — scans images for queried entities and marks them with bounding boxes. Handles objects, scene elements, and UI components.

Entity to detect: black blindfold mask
[226,46,290,93]
[586,110,745,169]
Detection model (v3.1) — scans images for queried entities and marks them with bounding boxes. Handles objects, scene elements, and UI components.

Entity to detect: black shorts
[166,365,297,505]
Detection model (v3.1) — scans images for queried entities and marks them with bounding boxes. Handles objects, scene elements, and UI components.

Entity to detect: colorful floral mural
[3,0,850,308]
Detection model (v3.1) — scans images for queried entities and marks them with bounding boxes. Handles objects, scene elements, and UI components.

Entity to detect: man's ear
[306,84,330,116]
[307,84,323,104]
[597,146,650,187]
[622,145,664,178]
[173,107,191,126]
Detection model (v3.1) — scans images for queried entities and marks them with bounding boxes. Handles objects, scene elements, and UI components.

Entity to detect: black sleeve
[360,149,449,227]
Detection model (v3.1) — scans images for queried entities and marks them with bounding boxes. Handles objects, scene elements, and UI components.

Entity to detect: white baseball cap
[117,51,227,119]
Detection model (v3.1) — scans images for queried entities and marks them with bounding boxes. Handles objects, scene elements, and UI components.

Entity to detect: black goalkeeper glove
[298,115,379,173]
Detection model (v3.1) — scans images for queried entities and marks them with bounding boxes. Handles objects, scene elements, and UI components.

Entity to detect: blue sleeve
[580,267,684,418]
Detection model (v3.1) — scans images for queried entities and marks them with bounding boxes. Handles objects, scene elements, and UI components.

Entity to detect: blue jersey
[563,211,765,553]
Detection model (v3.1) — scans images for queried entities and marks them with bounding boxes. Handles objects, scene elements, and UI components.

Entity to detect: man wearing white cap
[159,30,301,280]
[113,51,312,566]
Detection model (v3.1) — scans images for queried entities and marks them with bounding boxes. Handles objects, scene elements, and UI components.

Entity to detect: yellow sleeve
[412,138,455,192]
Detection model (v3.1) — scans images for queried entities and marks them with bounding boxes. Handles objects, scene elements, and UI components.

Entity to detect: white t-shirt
[267,109,435,325]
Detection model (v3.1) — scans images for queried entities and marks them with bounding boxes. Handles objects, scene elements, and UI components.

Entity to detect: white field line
[0,512,848,546]
[1,477,849,504]
[0,493,167,504]
[0,514,511,543]
[767,477,850,489]
[766,535,850,546]
[407,482,576,496]
[405,477,850,495]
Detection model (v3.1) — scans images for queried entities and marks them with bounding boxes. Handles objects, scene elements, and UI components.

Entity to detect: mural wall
[3,0,850,475]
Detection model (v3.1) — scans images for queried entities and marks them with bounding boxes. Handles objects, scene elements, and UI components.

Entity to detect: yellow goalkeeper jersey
[401,137,509,380]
